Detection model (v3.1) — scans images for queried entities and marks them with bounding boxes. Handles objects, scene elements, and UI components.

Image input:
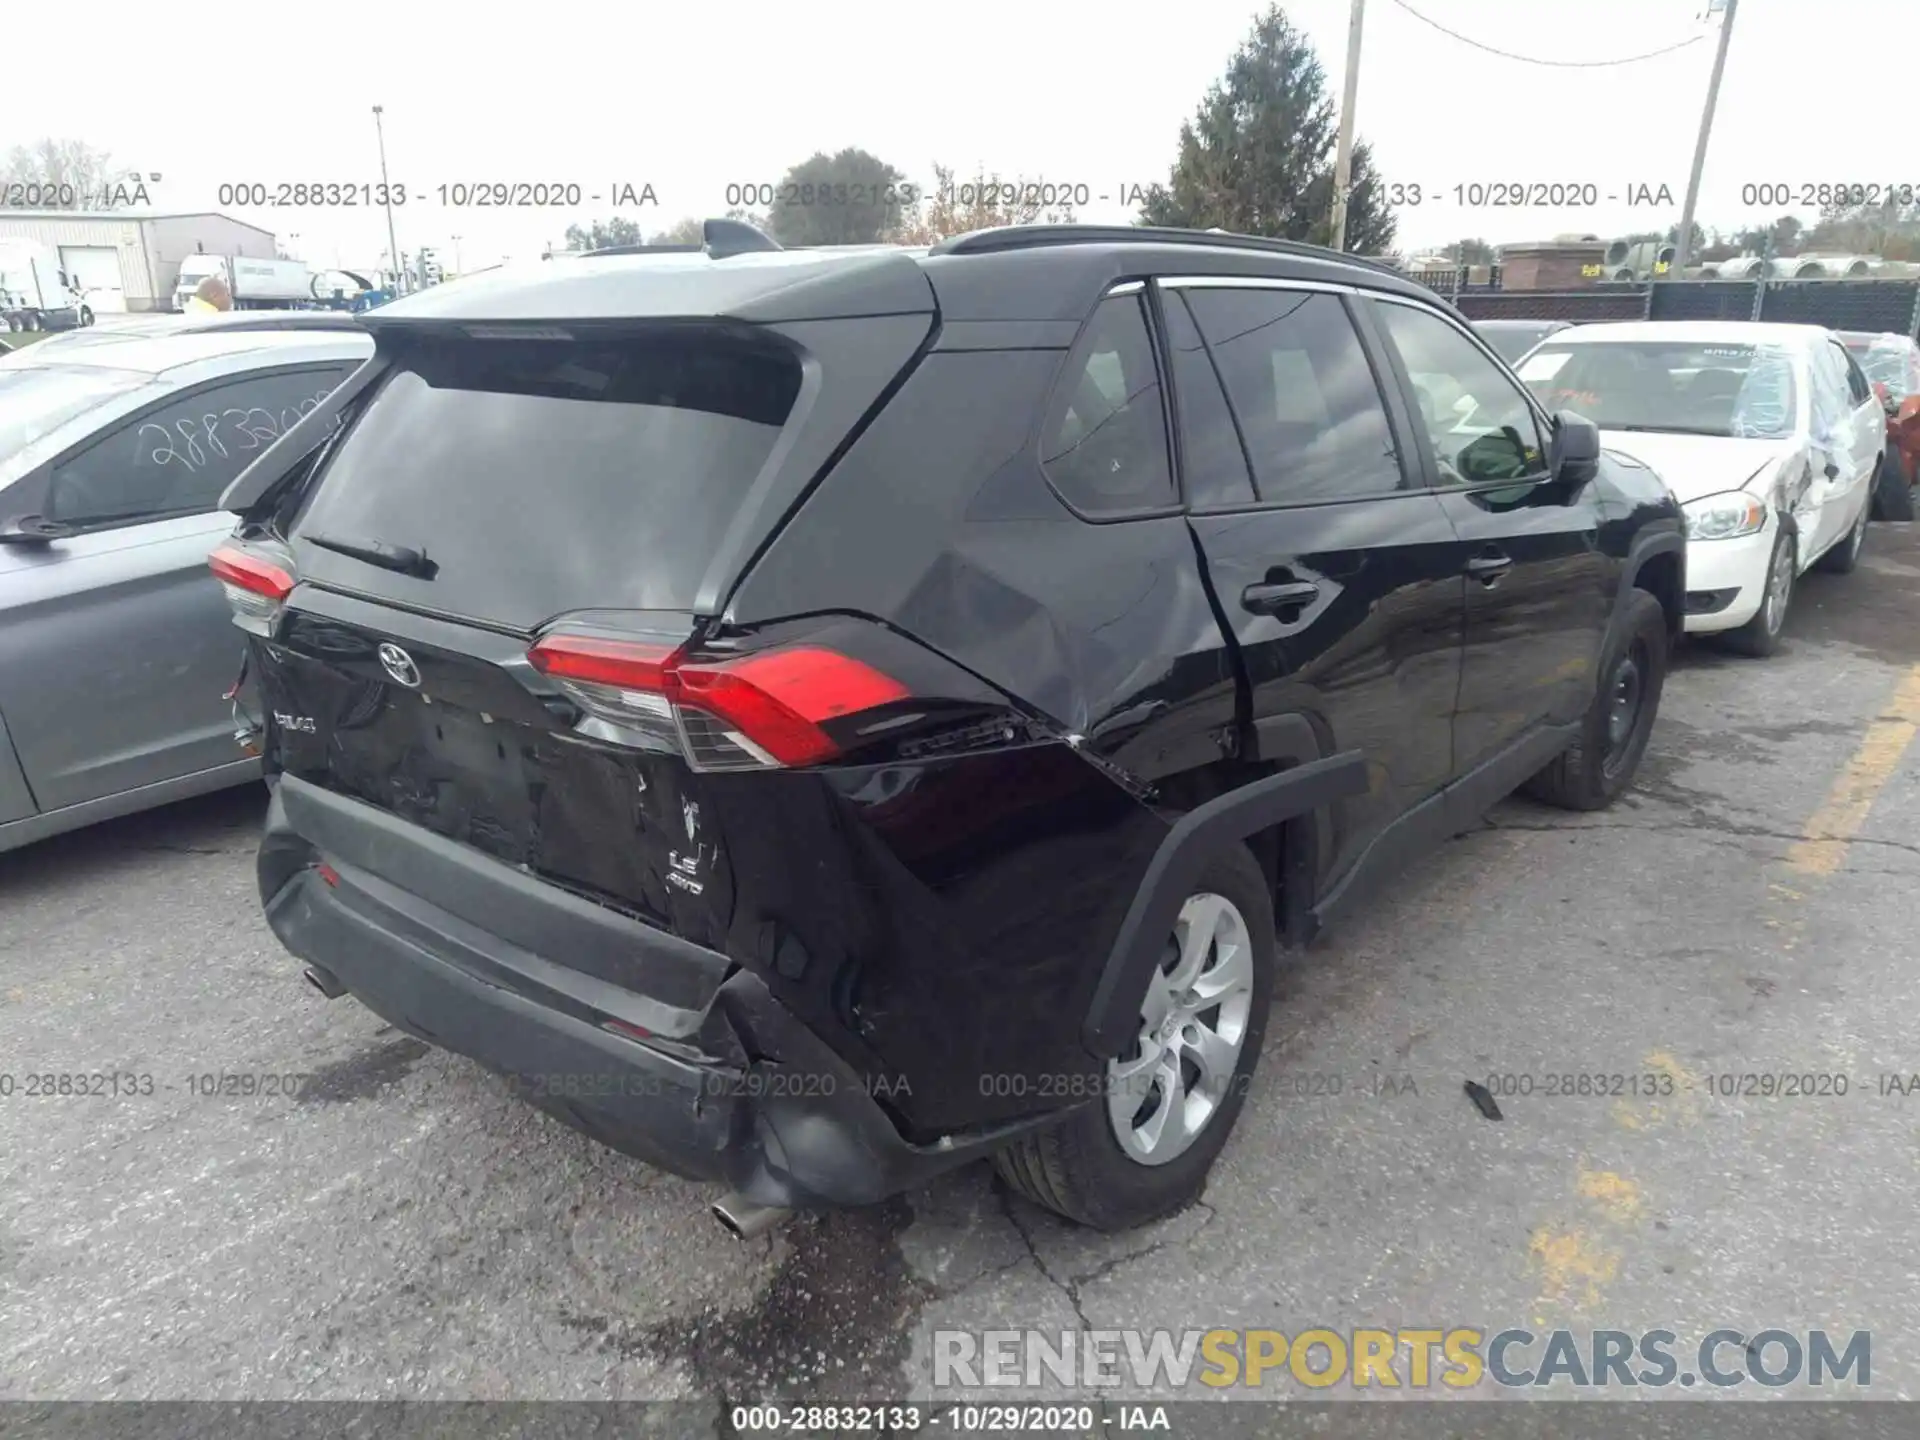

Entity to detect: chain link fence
[1452,290,1651,323]
[1648,281,1759,322]
[1412,273,1920,337]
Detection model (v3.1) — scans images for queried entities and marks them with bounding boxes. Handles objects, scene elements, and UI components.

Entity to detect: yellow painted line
[1576,1167,1643,1221]
[1785,666,1920,878]
[1527,1228,1620,1311]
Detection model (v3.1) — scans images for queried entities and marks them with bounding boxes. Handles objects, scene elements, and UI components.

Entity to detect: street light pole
[1672,0,1738,276]
[372,105,402,294]
[1329,0,1367,252]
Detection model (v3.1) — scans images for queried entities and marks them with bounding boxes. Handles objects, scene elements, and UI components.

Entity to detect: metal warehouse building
[0,211,279,313]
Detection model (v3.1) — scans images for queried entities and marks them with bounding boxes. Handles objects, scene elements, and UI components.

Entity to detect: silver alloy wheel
[1106,891,1256,1166]
[1762,537,1793,637]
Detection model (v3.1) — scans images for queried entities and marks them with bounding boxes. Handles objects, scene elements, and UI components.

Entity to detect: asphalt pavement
[5,523,1920,1415]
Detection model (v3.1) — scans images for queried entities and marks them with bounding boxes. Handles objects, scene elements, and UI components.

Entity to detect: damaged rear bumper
[257,776,1041,1209]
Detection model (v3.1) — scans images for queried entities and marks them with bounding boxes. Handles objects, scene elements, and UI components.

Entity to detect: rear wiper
[303,531,438,579]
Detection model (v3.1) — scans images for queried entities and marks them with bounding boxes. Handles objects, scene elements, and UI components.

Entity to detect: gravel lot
[5,523,1920,1415]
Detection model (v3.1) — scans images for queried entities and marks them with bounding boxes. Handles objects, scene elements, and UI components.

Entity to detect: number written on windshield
[137,383,339,474]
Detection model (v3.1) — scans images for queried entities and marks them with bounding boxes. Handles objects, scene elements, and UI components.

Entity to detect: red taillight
[313,862,340,887]
[526,632,910,771]
[210,544,294,638]
[675,648,910,767]
[526,634,678,689]
[209,545,293,601]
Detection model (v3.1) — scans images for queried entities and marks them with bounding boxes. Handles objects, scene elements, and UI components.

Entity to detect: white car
[1514,321,1884,656]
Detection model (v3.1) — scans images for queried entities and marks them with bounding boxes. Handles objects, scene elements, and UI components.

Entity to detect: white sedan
[1514,321,1884,656]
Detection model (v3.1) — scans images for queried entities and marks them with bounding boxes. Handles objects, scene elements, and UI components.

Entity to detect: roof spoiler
[584,218,782,262]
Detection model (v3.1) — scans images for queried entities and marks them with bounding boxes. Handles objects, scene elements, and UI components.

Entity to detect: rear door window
[1039,293,1176,516]
[1161,291,1255,509]
[292,330,803,628]
[1836,342,1872,406]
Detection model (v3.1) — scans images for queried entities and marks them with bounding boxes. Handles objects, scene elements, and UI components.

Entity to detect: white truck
[172,254,316,311]
[0,239,92,331]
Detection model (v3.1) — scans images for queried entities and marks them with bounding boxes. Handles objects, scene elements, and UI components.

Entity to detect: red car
[1840,330,1920,518]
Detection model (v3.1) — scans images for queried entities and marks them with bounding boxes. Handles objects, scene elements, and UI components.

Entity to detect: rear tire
[1872,450,1916,521]
[1524,589,1667,811]
[1717,529,1794,658]
[993,843,1275,1231]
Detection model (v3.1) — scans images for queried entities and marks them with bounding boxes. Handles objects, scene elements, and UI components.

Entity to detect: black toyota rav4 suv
[213,222,1684,1233]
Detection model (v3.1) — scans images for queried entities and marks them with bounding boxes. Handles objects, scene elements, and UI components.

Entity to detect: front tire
[1524,588,1667,811]
[993,843,1275,1230]
[1717,528,1795,658]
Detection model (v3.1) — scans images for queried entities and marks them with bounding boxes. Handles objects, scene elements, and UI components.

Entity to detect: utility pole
[1672,0,1737,276]
[372,105,402,294]
[1329,0,1367,252]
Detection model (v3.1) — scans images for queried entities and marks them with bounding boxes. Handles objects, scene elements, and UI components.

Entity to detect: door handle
[1241,580,1321,616]
[1465,553,1512,586]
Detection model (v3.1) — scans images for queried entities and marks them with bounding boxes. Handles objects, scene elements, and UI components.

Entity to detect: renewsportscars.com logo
[932,1327,1871,1391]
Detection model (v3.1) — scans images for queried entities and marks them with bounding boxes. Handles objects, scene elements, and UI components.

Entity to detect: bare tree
[650,216,705,245]
[889,163,1078,245]
[0,139,146,207]
[562,216,643,251]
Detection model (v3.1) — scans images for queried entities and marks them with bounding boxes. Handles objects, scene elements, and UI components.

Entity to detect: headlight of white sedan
[1682,490,1769,541]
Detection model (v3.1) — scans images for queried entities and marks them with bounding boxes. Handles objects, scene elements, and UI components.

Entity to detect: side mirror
[0,514,76,545]
[1548,411,1600,485]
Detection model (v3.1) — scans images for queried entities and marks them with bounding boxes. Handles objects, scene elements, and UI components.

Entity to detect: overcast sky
[7,0,1907,272]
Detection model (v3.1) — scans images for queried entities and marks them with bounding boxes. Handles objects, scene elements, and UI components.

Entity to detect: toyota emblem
[377,643,421,689]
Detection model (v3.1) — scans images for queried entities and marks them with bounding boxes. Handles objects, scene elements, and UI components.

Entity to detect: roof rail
[930,224,1406,277]
[584,218,783,263]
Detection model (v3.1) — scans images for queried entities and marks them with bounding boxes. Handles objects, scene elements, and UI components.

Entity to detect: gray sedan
[0,326,372,851]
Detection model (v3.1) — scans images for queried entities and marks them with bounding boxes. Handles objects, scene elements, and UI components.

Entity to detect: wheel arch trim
[1082,751,1369,1058]
[1614,527,1686,643]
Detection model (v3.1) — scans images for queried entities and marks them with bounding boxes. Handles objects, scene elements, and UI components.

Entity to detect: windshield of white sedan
[0,364,151,470]
[1517,341,1798,440]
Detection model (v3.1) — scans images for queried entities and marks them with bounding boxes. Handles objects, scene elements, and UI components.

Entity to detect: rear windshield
[293,329,801,627]
[1848,338,1916,399]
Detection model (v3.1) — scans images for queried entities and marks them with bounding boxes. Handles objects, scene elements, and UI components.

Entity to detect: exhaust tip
[303,965,348,1000]
[712,1195,789,1240]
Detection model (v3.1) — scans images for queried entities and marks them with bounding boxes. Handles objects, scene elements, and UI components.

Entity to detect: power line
[1382,0,1706,67]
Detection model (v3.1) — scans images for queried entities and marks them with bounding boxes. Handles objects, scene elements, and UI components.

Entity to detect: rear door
[1166,278,1464,883]
[1835,337,1884,490]
[1806,339,1867,560]
[0,362,355,812]
[1363,295,1611,772]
